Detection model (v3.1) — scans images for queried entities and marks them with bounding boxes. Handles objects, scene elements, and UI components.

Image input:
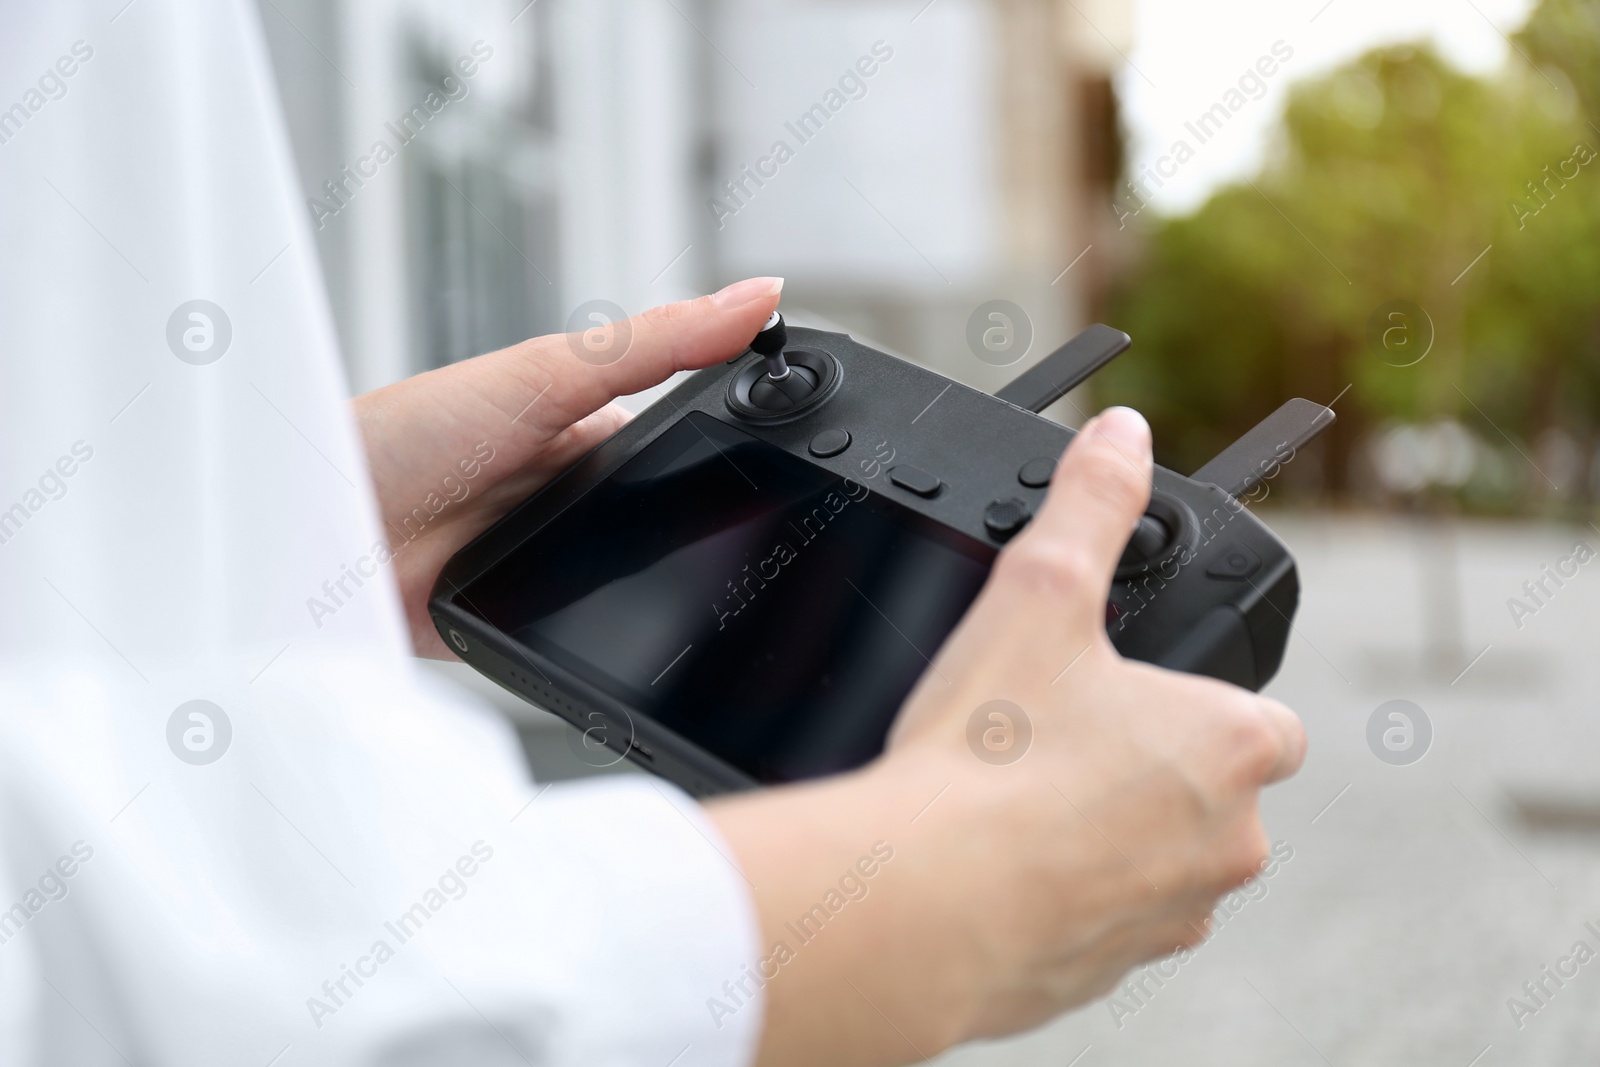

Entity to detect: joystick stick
[725,311,840,420]
[1121,514,1172,566]
[751,311,791,380]
[744,312,820,411]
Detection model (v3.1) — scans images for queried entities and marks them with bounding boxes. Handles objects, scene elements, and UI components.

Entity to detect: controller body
[430,325,1312,795]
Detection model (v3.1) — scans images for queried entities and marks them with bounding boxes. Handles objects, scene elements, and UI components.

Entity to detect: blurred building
[258,0,1132,407]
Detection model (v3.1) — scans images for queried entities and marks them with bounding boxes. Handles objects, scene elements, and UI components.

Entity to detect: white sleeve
[0,0,766,1061]
[0,661,766,1067]
[0,827,43,1066]
[444,777,767,1067]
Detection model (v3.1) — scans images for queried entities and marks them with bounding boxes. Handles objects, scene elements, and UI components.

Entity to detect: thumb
[1006,406,1153,609]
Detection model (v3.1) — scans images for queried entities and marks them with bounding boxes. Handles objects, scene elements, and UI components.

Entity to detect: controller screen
[462,410,995,783]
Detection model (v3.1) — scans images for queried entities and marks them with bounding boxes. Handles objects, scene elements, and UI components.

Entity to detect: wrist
[709,751,995,1065]
[852,751,997,1047]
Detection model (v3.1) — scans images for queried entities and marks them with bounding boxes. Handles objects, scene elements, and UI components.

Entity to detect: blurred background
[260,0,1600,514]
[259,0,1600,1061]
[258,0,1124,397]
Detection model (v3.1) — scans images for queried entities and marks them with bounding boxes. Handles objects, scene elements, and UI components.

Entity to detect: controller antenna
[750,310,790,381]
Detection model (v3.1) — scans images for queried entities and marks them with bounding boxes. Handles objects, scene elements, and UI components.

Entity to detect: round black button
[1018,457,1056,488]
[984,498,1032,541]
[808,428,852,458]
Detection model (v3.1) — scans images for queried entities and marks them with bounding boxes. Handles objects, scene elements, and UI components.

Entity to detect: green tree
[1102,8,1600,509]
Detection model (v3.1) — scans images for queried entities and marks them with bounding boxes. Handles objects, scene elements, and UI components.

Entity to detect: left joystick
[740,310,823,413]
[750,311,790,381]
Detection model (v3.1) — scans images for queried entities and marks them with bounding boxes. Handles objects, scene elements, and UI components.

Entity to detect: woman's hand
[353,277,784,658]
[710,407,1306,1066]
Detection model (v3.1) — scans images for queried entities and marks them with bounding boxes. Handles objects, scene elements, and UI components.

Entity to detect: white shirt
[0,1,762,1063]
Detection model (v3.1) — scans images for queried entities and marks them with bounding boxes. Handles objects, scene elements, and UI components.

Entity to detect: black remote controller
[430,318,1333,796]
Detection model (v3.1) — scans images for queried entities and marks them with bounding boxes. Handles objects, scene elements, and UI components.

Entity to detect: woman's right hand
[710,406,1306,1066]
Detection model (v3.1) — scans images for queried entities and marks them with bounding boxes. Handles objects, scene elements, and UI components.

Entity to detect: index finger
[1258,696,1307,784]
[498,277,785,433]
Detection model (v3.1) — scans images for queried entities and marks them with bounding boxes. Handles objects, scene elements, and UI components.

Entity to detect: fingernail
[712,276,784,309]
[1090,406,1150,456]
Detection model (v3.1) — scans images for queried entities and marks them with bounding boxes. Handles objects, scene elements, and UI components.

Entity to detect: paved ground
[428,512,1600,1065]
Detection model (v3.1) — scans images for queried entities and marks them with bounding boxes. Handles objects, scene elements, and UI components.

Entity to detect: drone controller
[430,316,1333,795]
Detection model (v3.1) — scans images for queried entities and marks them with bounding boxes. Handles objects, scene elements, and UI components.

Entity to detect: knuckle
[1087,971,1122,1001]
[999,537,1098,598]
[1220,821,1272,889]
[1174,914,1212,952]
[641,298,691,335]
[1263,698,1307,767]
[652,295,723,367]
[1223,703,1285,784]
[1074,445,1146,514]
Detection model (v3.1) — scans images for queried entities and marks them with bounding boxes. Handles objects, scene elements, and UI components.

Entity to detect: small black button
[1018,457,1056,488]
[808,428,852,458]
[984,498,1032,541]
[1206,543,1261,581]
[888,465,941,498]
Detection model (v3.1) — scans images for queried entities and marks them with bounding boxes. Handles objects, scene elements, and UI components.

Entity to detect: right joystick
[1120,514,1172,568]
[1115,497,1189,576]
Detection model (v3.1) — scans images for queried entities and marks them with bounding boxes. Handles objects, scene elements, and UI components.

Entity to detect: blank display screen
[463,412,995,782]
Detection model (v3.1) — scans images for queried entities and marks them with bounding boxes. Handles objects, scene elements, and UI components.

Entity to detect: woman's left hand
[353,277,784,657]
